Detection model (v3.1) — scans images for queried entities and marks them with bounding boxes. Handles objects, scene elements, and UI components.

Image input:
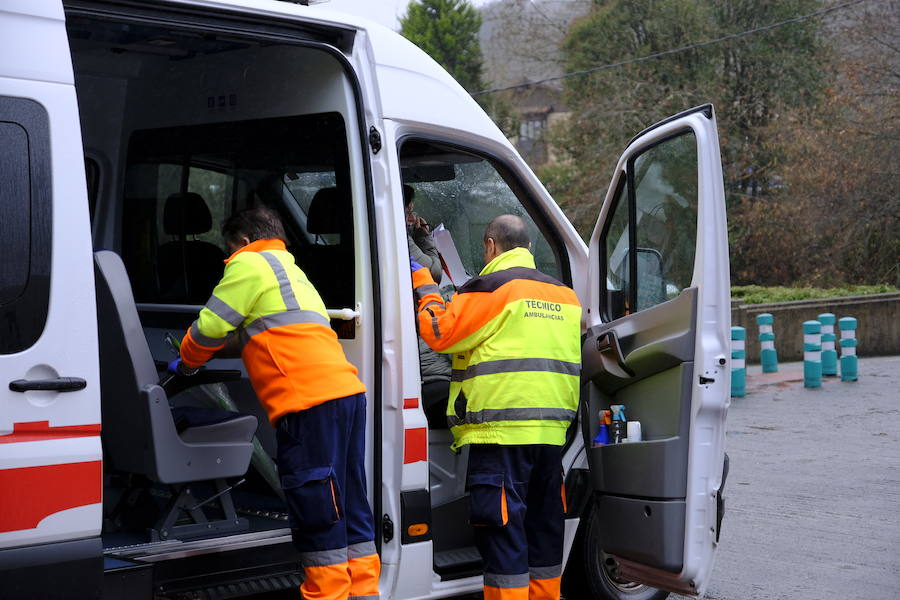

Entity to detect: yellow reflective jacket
[412,247,581,449]
[180,238,364,424]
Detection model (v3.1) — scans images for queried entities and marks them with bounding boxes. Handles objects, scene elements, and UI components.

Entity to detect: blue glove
[410,258,424,272]
[167,358,198,376]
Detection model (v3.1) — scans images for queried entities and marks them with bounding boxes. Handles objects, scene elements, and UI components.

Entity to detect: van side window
[600,130,698,321]
[399,140,566,283]
[0,97,51,354]
[121,113,355,312]
[601,178,631,321]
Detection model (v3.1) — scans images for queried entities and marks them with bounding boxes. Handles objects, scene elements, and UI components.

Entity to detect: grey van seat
[94,250,257,539]
[156,192,225,304]
[95,249,256,482]
[296,187,354,309]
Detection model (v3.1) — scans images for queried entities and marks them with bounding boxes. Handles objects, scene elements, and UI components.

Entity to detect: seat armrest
[159,369,242,398]
[180,414,258,444]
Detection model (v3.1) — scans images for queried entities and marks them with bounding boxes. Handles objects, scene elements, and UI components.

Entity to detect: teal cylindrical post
[839,317,858,382]
[731,326,746,398]
[819,313,837,376]
[803,320,822,388]
[756,313,778,373]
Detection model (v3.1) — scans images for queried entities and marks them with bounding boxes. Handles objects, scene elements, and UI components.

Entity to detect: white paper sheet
[431,224,471,287]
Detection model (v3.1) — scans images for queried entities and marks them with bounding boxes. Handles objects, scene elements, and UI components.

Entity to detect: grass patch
[732,285,899,304]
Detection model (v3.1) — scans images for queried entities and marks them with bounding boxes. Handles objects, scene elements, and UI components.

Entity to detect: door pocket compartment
[596,495,685,573]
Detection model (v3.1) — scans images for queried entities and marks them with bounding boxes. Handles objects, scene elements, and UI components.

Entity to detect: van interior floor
[102,476,289,550]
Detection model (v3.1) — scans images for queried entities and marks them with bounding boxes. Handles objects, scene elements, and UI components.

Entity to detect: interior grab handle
[327,303,362,326]
[9,377,87,393]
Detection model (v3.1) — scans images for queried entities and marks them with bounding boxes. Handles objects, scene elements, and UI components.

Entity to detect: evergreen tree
[400,0,486,93]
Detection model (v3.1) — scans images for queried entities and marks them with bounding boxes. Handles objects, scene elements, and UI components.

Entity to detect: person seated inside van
[405,185,452,427]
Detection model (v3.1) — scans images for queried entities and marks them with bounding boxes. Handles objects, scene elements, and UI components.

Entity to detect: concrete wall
[731,293,900,363]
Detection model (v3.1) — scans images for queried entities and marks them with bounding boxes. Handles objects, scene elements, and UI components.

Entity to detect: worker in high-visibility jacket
[175,206,380,600]
[411,214,581,600]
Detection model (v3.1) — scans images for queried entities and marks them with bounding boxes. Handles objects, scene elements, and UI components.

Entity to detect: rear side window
[0,97,51,354]
[122,113,355,311]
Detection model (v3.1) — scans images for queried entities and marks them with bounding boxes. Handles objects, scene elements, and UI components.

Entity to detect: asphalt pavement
[671,355,900,600]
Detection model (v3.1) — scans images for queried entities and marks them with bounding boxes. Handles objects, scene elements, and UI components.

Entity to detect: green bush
[731,285,900,305]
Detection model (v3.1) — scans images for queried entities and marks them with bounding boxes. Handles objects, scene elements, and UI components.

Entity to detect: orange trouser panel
[301,562,351,600]
[484,585,529,600]
[528,576,561,600]
[347,551,380,598]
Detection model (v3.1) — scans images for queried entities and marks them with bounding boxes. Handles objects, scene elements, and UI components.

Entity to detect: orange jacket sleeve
[412,266,497,354]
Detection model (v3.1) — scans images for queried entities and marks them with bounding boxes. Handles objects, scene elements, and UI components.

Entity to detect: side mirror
[636,247,666,311]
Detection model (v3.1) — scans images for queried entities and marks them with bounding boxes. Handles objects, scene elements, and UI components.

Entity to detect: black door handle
[9,377,87,393]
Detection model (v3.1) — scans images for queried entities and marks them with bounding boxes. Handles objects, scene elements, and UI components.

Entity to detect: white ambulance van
[0,1,731,598]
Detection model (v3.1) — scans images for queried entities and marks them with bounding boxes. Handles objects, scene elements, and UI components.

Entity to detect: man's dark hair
[402,184,415,208]
[222,205,287,246]
[484,214,531,252]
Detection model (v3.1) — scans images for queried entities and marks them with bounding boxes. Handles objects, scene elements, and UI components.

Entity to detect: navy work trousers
[466,444,566,599]
[276,392,375,552]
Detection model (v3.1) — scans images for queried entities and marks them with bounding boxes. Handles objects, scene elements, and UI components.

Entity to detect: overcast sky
[321,0,493,31]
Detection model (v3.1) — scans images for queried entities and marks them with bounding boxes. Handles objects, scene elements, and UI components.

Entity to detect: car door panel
[582,287,696,393]
[584,105,730,595]
[597,494,686,573]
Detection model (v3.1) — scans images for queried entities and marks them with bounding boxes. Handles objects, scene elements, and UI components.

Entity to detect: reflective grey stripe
[348,596,379,600]
[189,321,228,348]
[414,284,440,301]
[244,310,330,337]
[205,295,245,327]
[348,540,377,559]
[299,547,347,567]
[261,252,300,311]
[451,358,580,382]
[530,564,562,580]
[449,407,576,427]
[483,572,530,588]
[425,307,440,340]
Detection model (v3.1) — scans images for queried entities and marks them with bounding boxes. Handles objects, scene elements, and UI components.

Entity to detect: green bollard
[819,313,837,376]
[803,320,822,388]
[839,317,858,382]
[731,326,746,398]
[756,313,778,373]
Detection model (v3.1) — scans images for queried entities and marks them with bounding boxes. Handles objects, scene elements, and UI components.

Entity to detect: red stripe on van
[403,398,419,409]
[0,461,102,533]
[403,428,427,464]
[0,421,101,444]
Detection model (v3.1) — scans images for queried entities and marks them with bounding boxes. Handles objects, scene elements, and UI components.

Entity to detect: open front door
[582,105,730,595]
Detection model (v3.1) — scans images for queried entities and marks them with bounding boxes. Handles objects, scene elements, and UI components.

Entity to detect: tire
[562,502,669,600]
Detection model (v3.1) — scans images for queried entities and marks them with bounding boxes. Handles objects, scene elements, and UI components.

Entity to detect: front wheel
[562,501,669,600]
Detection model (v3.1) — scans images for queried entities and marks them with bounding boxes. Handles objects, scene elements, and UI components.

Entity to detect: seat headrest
[307,187,351,235]
[164,192,212,235]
